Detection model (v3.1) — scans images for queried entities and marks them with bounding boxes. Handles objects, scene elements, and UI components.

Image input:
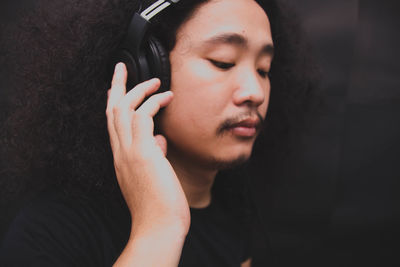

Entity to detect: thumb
[154,135,168,156]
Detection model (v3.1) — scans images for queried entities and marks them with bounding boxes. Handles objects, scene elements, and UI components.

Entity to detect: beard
[202,153,250,170]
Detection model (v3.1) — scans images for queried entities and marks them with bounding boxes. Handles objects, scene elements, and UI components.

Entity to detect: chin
[201,140,256,169]
[205,153,250,170]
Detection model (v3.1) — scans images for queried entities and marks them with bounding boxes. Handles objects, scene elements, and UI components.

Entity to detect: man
[0,0,315,266]
[108,0,273,265]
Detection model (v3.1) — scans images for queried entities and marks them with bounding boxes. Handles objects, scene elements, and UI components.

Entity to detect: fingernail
[115,62,123,72]
[150,78,159,83]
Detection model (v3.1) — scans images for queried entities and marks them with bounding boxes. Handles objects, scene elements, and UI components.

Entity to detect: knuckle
[112,105,122,116]
[111,83,123,91]
[132,112,141,121]
[111,80,118,87]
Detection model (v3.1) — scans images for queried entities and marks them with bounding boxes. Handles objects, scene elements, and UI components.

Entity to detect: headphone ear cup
[112,49,140,89]
[147,36,171,93]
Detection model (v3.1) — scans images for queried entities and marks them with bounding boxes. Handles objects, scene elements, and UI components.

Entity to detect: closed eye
[257,69,270,78]
[208,59,235,70]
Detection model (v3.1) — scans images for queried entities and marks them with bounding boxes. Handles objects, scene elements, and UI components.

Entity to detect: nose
[232,68,268,107]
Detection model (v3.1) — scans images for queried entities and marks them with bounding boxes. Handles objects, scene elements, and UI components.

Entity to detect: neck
[167,150,218,209]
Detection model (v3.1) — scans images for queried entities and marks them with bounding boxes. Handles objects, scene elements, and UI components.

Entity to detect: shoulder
[0,192,130,266]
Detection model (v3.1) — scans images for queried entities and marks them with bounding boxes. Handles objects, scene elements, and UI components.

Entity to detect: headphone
[113,0,180,92]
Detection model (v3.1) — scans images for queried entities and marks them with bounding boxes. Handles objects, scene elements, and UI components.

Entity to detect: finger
[106,114,119,152]
[106,63,127,150]
[112,101,134,148]
[134,91,173,138]
[108,63,135,148]
[118,78,161,113]
[106,89,116,135]
[136,91,173,118]
[108,63,127,110]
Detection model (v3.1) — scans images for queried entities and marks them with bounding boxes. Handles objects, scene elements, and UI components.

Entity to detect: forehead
[176,0,272,46]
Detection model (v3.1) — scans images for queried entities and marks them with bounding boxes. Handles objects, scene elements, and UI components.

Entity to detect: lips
[228,117,261,137]
[230,118,260,128]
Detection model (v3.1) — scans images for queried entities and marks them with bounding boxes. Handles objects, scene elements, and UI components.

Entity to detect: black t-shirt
[0,190,251,266]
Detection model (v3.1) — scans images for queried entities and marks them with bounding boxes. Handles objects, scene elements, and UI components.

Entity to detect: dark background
[1,0,400,266]
[251,0,400,266]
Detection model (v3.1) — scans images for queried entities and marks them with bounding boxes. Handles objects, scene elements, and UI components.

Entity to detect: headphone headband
[124,0,180,50]
[141,0,180,21]
[113,0,180,90]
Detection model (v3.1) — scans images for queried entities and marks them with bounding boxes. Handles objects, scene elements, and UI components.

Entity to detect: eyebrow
[203,33,274,57]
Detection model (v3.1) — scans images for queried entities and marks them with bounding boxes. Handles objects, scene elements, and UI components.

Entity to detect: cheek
[262,91,270,116]
[159,62,230,142]
[172,57,220,84]
[259,83,271,118]
[169,60,228,120]
[165,90,221,133]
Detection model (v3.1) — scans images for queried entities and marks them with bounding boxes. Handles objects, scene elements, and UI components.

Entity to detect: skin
[160,0,274,209]
[107,0,273,266]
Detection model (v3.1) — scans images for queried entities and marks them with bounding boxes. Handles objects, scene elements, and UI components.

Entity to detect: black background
[1,0,400,266]
[251,0,400,266]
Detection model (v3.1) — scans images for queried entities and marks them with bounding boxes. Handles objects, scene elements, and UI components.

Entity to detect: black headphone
[113,0,180,92]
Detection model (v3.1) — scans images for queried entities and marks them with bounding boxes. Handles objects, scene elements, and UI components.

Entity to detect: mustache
[216,111,264,136]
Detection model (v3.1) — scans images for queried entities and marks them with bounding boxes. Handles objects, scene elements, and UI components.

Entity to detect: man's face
[158,0,274,170]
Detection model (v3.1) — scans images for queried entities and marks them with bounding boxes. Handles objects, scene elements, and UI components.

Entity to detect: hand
[106,63,190,237]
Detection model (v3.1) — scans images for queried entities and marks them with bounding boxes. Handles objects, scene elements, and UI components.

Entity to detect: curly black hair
[0,0,319,227]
